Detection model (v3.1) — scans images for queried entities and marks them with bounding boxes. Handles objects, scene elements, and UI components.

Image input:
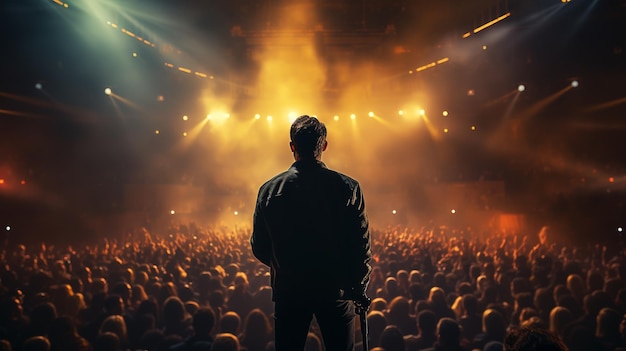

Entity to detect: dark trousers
[274,295,356,351]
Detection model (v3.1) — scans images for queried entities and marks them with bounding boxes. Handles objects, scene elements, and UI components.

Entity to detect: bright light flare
[170,210,176,215]
[368,111,375,117]
[518,85,526,92]
[104,88,112,95]
[442,111,449,117]
[35,83,43,90]
[350,114,356,120]
[5,226,9,231]
[288,112,298,123]
[451,209,456,214]
[392,210,397,215]
[182,115,189,121]
[333,115,339,121]
[571,80,579,88]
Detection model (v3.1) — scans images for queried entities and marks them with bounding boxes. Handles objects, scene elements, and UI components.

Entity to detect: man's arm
[251,196,272,267]
[343,182,372,291]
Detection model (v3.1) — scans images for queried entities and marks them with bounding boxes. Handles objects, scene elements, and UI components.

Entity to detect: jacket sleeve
[251,192,272,267]
[342,182,372,289]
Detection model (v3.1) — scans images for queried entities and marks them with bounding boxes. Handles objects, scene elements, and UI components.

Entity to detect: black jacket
[251,159,372,301]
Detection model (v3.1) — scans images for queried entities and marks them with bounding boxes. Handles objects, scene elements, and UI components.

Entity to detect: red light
[20,180,26,185]
[609,177,615,183]
[0,179,4,184]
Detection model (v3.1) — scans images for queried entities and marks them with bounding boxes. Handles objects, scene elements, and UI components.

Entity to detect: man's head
[290,115,327,160]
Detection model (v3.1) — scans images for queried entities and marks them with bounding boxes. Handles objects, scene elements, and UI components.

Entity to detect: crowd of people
[0,223,624,351]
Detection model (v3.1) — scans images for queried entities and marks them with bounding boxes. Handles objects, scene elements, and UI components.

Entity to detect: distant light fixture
[132,52,138,57]
[418,109,425,116]
[267,115,273,121]
[451,209,456,214]
[518,84,526,92]
[571,80,579,88]
[155,130,160,135]
[170,210,175,215]
[482,45,487,50]
[35,83,43,90]
[350,114,356,120]
[398,110,404,116]
[234,211,239,216]
[206,114,212,120]
[443,128,449,133]
[392,210,397,215]
[467,89,475,96]
[368,111,375,117]
[5,226,9,231]
[182,115,188,121]
[104,87,112,95]
[442,110,449,117]
[157,95,164,102]
[254,114,261,120]
[471,125,477,131]
[333,115,339,121]
[182,132,188,137]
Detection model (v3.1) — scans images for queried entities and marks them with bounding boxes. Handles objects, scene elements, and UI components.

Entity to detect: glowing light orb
[618,227,623,233]
[5,226,10,231]
[571,80,579,88]
[609,177,615,183]
[35,83,42,90]
[442,111,449,117]
[155,130,160,135]
[350,114,356,120]
[482,45,487,50]
[518,85,526,92]
[234,211,239,216]
[182,115,188,121]
[132,52,138,57]
[443,128,449,133]
[333,115,339,121]
[451,209,456,214]
[20,180,26,185]
[471,125,477,131]
[104,88,112,95]
[267,116,273,121]
[392,210,397,215]
[183,132,188,137]
[398,110,404,116]
[170,210,176,215]
[418,109,426,116]
[255,114,261,120]
[368,112,375,117]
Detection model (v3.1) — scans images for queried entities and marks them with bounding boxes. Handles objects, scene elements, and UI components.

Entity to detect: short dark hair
[290,115,327,159]
[193,307,216,335]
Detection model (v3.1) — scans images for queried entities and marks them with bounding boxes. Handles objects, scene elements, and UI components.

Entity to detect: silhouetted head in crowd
[436,318,462,347]
[504,327,569,351]
[211,333,240,351]
[218,311,241,335]
[192,307,216,336]
[379,325,405,351]
[23,336,51,351]
[417,309,437,335]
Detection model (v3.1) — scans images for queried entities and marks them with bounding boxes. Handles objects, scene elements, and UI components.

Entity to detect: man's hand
[341,286,371,310]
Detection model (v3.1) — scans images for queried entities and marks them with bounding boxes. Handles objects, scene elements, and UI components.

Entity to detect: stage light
[234,211,239,216]
[350,114,356,120]
[155,130,160,135]
[333,115,339,121]
[392,210,397,215]
[398,110,404,116]
[571,80,579,88]
[619,227,623,233]
[5,226,9,231]
[225,113,230,119]
[35,83,42,90]
[368,112,375,117]
[206,114,212,120]
[288,112,297,123]
[408,70,413,74]
[20,180,26,185]
[182,115,188,121]
[518,84,526,92]
[468,89,475,96]
[132,52,138,57]
[482,45,487,50]
[418,109,425,116]
[0,179,4,184]
[157,95,164,102]
[254,114,261,120]
[609,177,615,183]
[104,88,112,95]
[443,128,449,133]
[170,210,176,215]
[471,125,477,131]
[442,110,449,117]
[267,115,273,121]
[451,209,456,214]
[183,132,188,137]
